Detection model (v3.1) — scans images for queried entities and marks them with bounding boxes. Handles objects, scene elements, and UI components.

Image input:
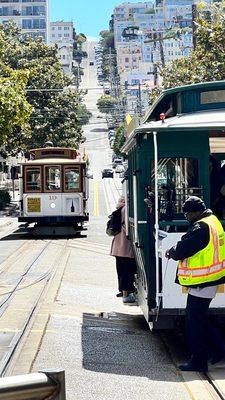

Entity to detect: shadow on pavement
[81,312,183,381]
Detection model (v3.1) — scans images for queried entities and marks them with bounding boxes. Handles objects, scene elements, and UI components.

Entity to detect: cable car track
[0,240,51,318]
[203,372,225,400]
[0,239,69,376]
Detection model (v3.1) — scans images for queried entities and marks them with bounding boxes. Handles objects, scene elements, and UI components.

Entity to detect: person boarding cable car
[166,196,225,372]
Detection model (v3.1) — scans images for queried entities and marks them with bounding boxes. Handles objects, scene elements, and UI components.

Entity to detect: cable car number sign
[27,198,41,213]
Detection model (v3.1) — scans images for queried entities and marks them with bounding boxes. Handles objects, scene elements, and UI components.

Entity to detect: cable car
[122,81,225,330]
[18,147,89,235]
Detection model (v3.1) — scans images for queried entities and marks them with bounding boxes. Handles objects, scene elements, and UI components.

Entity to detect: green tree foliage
[113,126,126,156]
[97,95,117,115]
[0,71,32,146]
[0,23,91,153]
[159,2,225,89]
[99,30,117,80]
[0,25,32,146]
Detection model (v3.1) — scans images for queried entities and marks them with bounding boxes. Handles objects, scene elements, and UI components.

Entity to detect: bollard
[40,369,66,400]
[0,369,66,400]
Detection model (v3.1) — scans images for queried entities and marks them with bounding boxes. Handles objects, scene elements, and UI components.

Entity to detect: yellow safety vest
[178,215,225,286]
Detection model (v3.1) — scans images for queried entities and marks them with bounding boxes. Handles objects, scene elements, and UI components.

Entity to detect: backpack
[106,207,122,236]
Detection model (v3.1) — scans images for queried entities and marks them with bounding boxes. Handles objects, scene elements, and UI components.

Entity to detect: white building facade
[50,21,74,74]
[0,0,49,43]
[113,0,211,115]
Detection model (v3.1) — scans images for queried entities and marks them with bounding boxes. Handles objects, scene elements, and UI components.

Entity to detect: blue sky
[50,1,139,38]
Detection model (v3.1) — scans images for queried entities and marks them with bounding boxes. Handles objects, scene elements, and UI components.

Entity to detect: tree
[97,95,117,115]
[159,3,225,89]
[0,23,91,153]
[0,70,32,147]
[99,30,117,80]
[113,126,126,156]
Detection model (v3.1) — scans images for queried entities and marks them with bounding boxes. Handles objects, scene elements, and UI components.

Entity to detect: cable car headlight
[50,202,56,209]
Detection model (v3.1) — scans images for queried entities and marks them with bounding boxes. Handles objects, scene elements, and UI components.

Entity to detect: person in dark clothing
[210,155,224,217]
[166,196,225,372]
[161,184,175,221]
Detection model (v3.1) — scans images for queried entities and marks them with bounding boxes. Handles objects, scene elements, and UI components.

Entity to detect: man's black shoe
[179,362,208,372]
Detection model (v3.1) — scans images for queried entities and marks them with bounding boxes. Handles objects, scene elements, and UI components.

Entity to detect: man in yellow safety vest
[166,196,225,372]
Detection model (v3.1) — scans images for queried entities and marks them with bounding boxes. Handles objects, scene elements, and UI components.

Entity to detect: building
[0,0,49,43]
[113,0,211,115]
[50,21,74,75]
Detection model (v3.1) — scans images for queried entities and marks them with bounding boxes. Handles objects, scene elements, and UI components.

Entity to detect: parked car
[108,130,115,139]
[115,165,125,173]
[108,123,117,130]
[112,158,123,168]
[89,61,94,66]
[86,169,93,179]
[102,168,114,178]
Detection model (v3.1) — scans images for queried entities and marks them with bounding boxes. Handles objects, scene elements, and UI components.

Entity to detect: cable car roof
[20,158,86,165]
[122,109,225,153]
[139,109,225,132]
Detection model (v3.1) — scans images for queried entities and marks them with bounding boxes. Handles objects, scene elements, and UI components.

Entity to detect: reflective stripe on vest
[178,215,225,286]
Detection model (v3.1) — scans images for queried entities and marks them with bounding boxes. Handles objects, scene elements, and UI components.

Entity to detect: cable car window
[25,167,41,192]
[201,90,225,104]
[64,167,80,192]
[45,166,61,191]
[151,158,202,218]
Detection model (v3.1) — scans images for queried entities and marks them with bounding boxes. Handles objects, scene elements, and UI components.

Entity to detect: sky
[50,0,140,39]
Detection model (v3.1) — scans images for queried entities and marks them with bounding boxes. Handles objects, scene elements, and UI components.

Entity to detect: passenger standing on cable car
[166,196,225,372]
[110,196,137,304]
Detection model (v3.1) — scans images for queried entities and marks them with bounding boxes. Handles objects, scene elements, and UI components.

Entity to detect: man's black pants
[186,294,225,369]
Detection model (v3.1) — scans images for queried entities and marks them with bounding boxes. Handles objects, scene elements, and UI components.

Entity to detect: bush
[0,190,11,205]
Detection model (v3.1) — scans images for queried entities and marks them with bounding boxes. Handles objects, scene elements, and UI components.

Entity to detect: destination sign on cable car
[27,198,41,213]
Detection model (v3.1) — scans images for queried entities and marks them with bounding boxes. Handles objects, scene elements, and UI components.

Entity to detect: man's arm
[167,222,210,261]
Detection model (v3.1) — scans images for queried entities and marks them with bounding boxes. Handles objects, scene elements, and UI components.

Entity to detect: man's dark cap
[182,196,206,213]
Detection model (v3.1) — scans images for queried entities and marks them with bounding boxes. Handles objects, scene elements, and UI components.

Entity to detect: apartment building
[113,0,211,114]
[0,0,49,43]
[50,21,74,74]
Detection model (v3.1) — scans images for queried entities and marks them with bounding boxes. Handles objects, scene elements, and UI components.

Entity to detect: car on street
[115,164,125,173]
[112,158,123,168]
[108,130,115,138]
[102,168,114,178]
[86,169,93,179]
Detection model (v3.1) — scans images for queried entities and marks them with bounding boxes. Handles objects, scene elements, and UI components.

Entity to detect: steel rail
[203,372,225,400]
[0,241,51,318]
[0,240,69,377]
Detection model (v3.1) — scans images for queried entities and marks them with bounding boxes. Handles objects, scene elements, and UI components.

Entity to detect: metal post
[153,131,160,307]
[40,369,66,400]
[0,369,66,400]
[192,4,198,50]
[133,174,139,245]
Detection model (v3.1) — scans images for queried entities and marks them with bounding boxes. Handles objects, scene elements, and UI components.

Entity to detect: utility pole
[192,4,198,50]
[137,82,142,118]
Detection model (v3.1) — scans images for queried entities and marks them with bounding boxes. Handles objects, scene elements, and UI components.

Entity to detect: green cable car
[122,81,225,330]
